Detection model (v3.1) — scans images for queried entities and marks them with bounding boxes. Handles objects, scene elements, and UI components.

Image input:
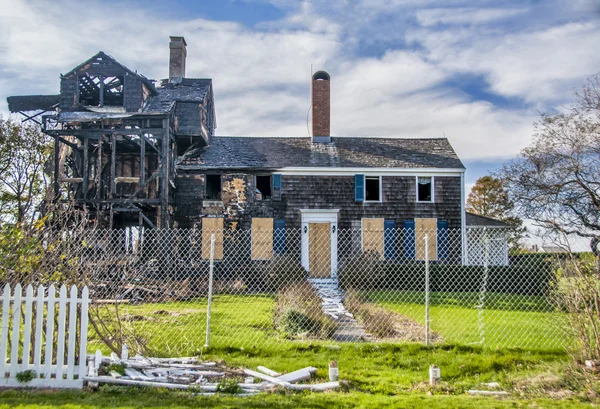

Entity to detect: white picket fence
[0,284,89,388]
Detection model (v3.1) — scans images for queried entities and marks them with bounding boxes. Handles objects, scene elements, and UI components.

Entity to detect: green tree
[0,116,52,224]
[466,175,525,248]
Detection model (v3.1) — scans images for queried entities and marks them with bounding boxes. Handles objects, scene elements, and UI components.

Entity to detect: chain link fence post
[425,233,430,346]
[204,233,216,348]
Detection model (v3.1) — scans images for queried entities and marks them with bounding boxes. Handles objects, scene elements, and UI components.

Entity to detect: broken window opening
[205,174,221,200]
[417,176,433,202]
[365,176,381,202]
[256,175,272,200]
[78,75,124,106]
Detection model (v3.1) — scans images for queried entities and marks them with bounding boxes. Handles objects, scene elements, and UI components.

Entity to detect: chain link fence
[0,226,577,356]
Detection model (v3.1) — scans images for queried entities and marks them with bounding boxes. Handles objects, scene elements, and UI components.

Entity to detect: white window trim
[364,176,382,203]
[416,176,434,203]
[300,209,339,278]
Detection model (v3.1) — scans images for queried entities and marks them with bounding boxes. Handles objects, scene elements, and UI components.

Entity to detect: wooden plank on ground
[251,218,273,260]
[202,217,223,260]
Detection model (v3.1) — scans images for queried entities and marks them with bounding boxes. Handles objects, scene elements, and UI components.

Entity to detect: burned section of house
[8,36,479,273]
[7,36,216,229]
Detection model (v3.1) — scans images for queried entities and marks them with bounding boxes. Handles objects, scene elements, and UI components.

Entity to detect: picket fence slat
[66,286,78,380]
[78,286,89,381]
[55,285,68,381]
[44,285,56,380]
[9,284,22,378]
[33,285,44,374]
[22,285,34,371]
[1,283,89,389]
[0,284,10,377]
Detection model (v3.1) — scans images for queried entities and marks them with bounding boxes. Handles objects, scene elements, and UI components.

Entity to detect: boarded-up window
[416,218,437,260]
[252,218,273,260]
[362,218,384,258]
[202,217,223,260]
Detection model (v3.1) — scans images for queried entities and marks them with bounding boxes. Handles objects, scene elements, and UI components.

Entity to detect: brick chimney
[312,70,330,141]
[169,36,187,79]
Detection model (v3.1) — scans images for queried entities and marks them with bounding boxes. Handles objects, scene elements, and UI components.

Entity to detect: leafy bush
[338,252,385,290]
[274,283,336,339]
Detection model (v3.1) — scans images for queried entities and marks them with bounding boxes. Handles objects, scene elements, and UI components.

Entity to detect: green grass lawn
[367,291,568,349]
[0,344,594,408]
[88,291,569,356]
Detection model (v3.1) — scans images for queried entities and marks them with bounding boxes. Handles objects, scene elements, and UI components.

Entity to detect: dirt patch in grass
[345,290,442,343]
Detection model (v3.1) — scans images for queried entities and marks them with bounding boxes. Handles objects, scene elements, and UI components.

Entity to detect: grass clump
[274,282,336,339]
[15,370,36,383]
[216,379,243,394]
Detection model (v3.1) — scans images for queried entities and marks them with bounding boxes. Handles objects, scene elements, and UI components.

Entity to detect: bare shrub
[274,282,336,339]
[552,256,600,361]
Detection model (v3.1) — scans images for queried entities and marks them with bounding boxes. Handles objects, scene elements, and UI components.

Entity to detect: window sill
[363,200,382,204]
[417,200,434,203]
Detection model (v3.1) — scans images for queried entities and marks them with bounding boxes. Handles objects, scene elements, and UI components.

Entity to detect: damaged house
[7,36,508,275]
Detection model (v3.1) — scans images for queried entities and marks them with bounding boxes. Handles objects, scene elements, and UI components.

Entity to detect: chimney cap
[312,70,330,81]
[169,36,187,46]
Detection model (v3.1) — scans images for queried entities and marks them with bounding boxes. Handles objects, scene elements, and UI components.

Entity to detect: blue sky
[1,0,599,191]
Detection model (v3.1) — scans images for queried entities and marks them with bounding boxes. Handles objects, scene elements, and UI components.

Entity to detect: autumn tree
[466,175,524,248]
[0,116,52,224]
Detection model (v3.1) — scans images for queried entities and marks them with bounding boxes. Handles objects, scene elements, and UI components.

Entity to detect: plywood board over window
[362,218,384,258]
[252,218,273,260]
[416,218,437,260]
[202,217,223,260]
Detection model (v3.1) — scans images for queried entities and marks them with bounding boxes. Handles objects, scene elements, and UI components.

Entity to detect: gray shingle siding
[174,173,462,229]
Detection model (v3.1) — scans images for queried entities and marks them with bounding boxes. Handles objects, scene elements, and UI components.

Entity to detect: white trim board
[300,209,339,278]
[275,167,465,176]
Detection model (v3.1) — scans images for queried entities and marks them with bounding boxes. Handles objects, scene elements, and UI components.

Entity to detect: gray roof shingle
[144,78,212,112]
[178,136,464,170]
[466,212,511,227]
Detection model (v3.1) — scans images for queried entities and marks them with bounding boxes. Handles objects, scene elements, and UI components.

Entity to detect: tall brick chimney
[312,70,330,141]
[169,36,187,79]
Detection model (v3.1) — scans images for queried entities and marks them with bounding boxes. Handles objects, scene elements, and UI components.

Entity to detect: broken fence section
[0,284,90,388]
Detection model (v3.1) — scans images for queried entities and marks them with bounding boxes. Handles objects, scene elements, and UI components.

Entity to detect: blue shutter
[274,219,286,255]
[437,220,449,260]
[384,219,397,260]
[272,174,282,200]
[403,220,416,259]
[355,174,365,202]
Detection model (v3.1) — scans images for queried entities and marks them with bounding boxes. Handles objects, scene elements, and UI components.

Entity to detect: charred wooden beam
[53,136,60,199]
[82,137,89,200]
[110,134,116,198]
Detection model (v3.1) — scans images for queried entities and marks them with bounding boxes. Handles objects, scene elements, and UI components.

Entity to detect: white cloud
[0,0,597,167]
[415,7,528,26]
[407,20,600,106]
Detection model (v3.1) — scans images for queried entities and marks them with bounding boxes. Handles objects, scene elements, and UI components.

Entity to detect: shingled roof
[178,136,465,170]
[466,212,511,227]
[144,78,212,112]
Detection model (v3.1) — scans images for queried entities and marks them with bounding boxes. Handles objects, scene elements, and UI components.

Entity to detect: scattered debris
[467,390,509,396]
[482,382,501,389]
[84,350,338,394]
[329,361,339,382]
[429,365,441,385]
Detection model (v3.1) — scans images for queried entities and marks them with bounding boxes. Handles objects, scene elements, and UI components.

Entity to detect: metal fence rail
[0,226,574,355]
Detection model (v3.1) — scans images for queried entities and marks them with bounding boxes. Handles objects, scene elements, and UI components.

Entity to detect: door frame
[300,209,339,278]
